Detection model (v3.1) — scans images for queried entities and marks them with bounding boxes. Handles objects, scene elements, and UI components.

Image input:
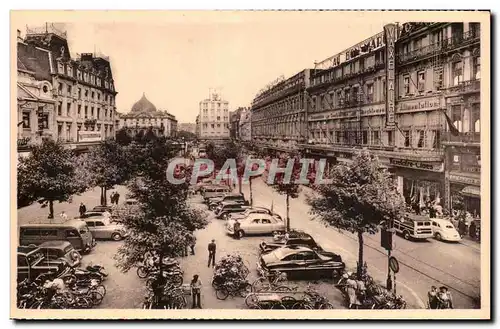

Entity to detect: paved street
[244,178,481,309]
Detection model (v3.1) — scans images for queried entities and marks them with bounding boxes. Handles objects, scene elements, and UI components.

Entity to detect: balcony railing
[397,29,480,65]
[445,79,480,95]
[442,131,480,144]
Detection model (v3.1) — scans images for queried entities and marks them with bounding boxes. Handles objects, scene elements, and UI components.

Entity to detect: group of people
[110,191,121,205]
[453,210,481,241]
[409,199,443,218]
[427,286,453,309]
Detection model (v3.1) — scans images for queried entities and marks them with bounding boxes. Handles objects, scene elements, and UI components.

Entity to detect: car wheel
[111,232,123,241]
[435,233,442,241]
[403,231,410,240]
[238,230,245,238]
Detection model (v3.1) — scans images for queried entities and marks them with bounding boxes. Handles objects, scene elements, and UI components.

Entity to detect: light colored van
[431,218,462,242]
[19,219,96,253]
[202,185,232,202]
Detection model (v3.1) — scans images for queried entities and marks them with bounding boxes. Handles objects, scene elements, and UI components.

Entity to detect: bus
[393,213,433,240]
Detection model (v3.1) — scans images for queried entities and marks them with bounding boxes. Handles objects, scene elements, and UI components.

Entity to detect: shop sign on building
[389,158,443,172]
[384,23,396,129]
[449,173,481,186]
[78,131,102,143]
[398,98,441,113]
[308,105,385,122]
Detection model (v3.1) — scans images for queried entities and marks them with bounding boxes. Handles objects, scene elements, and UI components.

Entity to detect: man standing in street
[79,202,87,218]
[207,239,216,267]
[233,219,241,239]
[115,192,121,205]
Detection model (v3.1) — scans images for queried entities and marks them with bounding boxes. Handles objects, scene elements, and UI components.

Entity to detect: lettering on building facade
[384,24,396,129]
[389,158,443,172]
[398,98,441,113]
[308,105,385,121]
[449,174,481,186]
[78,131,102,142]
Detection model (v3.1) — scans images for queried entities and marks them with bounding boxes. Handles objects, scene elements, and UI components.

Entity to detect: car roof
[271,245,315,258]
[20,219,88,229]
[250,207,270,211]
[245,213,274,220]
[38,240,72,248]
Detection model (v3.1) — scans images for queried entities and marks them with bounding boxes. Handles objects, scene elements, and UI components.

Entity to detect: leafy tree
[84,139,129,206]
[177,130,197,141]
[17,139,87,218]
[115,128,132,146]
[269,152,303,231]
[307,151,405,277]
[114,138,207,301]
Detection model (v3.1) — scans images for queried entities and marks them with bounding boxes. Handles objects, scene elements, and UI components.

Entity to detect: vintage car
[214,202,251,220]
[202,185,232,203]
[431,218,462,242]
[91,205,113,213]
[226,213,285,238]
[17,247,72,282]
[229,207,282,221]
[19,241,82,268]
[84,217,128,241]
[259,230,323,254]
[257,245,345,279]
[79,211,108,219]
[208,193,249,210]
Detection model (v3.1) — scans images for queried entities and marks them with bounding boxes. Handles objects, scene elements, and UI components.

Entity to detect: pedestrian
[427,286,438,309]
[233,219,241,239]
[115,192,121,205]
[110,192,116,205]
[207,239,216,267]
[79,202,87,217]
[458,219,467,237]
[189,234,196,255]
[346,274,360,309]
[469,220,477,240]
[190,274,202,309]
[437,286,453,309]
[59,211,68,221]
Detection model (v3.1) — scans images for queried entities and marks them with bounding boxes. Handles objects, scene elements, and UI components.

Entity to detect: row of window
[57,103,114,120]
[201,102,229,109]
[57,62,114,91]
[58,82,115,105]
[201,123,230,129]
[252,96,303,120]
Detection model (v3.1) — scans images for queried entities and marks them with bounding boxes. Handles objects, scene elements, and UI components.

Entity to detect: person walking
[427,286,438,309]
[115,192,121,205]
[233,219,241,239]
[207,239,216,268]
[437,286,453,309]
[458,218,467,238]
[110,192,116,205]
[346,274,360,309]
[189,234,196,255]
[79,202,87,218]
[190,274,202,309]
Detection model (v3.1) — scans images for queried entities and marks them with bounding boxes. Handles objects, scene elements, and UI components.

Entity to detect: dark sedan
[214,202,251,220]
[257,245,345,280]
[259,230,323,254]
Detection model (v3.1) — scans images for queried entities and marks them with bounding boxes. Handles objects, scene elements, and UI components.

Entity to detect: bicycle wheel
[137,267,148,279]
[88,291,104,306]
[251,277,266,292]
[173,295,187,309]
[239,283,252,297]
[216,288,229,300]
[271,302,286,309]
[244,293,259,308]
[319,302,335,309]
[274,285,292,292]
[280,296,296,309]
[170,275,183,287]
[291,302,313,310]
[94,284,106,297]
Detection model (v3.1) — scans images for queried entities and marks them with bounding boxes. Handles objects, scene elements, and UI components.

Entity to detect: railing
[26,23,67,39]
[397,29,480,65]
[442,131,480,144]
[445,79,480,95]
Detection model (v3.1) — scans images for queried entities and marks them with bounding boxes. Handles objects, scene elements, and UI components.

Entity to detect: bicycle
[251,271,293,292]
[215,280,252,300]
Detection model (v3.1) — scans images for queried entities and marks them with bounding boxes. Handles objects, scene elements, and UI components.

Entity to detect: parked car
[230,207,282,221]
[91,205,113,213]
[214,202,251,219]
[19,241,82,268]
[19,220,96,253]
[124,198,139,206]
[257,245,345,280]
[84,218,128,241]
[79,211,108,219]
[259,230,323,254]
[17,247,72,282]
[202,185,232,203]
[226,214,285,238]
[431,218,462,242]
[208,193,249,210]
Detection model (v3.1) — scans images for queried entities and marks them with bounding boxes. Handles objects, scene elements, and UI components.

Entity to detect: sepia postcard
[10,10,491,320]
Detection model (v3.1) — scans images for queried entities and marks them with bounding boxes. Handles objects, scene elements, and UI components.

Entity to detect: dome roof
[131,93,157,113]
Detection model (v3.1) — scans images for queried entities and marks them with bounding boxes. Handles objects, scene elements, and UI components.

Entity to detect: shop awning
[460,185,481,198]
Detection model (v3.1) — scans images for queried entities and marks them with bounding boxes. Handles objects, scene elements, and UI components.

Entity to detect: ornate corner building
[198,90,230,141]
[16,24,118,155]
[250,22,481,215]
[117,93,177,138]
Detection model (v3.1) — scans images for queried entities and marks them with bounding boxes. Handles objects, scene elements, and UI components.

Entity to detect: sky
[16,11,390,123]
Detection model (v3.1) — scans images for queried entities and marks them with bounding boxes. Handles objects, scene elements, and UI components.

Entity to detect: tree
[269,152,303,231]
[115,128,132,146]
[113,138,207,301]
[84,139,129,206]
[17,139,87,218]
[307,151,405,277]
[177,130,197,141]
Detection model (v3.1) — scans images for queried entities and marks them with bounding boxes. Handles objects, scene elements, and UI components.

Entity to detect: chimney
[17,29,23,42]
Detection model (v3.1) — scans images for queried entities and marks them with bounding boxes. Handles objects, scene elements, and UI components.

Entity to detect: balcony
[445,79,480,96]
[442,131,480,145]
[397,29,480,65]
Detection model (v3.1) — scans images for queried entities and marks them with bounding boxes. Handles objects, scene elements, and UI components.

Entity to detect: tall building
[251,70,312,154]
[178,123,196,134]
[195,115,201,138]
[17,24,118,153]
[299,22,481,213]
[229,107,246,140]
[117,93,177,138]
[238,108,252,142]
[198,90,230,140]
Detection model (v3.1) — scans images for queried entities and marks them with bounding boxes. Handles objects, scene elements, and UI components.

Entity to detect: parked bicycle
[251,271,294,292]
[215,279,252,300]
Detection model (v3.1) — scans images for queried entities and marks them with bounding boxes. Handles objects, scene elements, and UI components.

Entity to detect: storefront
[447,172,481,216]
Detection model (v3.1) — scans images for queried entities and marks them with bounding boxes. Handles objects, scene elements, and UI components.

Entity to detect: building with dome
[117,93,177,137]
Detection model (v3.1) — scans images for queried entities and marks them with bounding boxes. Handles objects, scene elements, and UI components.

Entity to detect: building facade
[251,70,312,154]
[117,93,177,138]
[229,107,246,140]
[298,22,481,213]
[198,91,230,140]
[178,123,196,134]
[239,108,252,142]
[195,115,201,138]
[18,24,118,153]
